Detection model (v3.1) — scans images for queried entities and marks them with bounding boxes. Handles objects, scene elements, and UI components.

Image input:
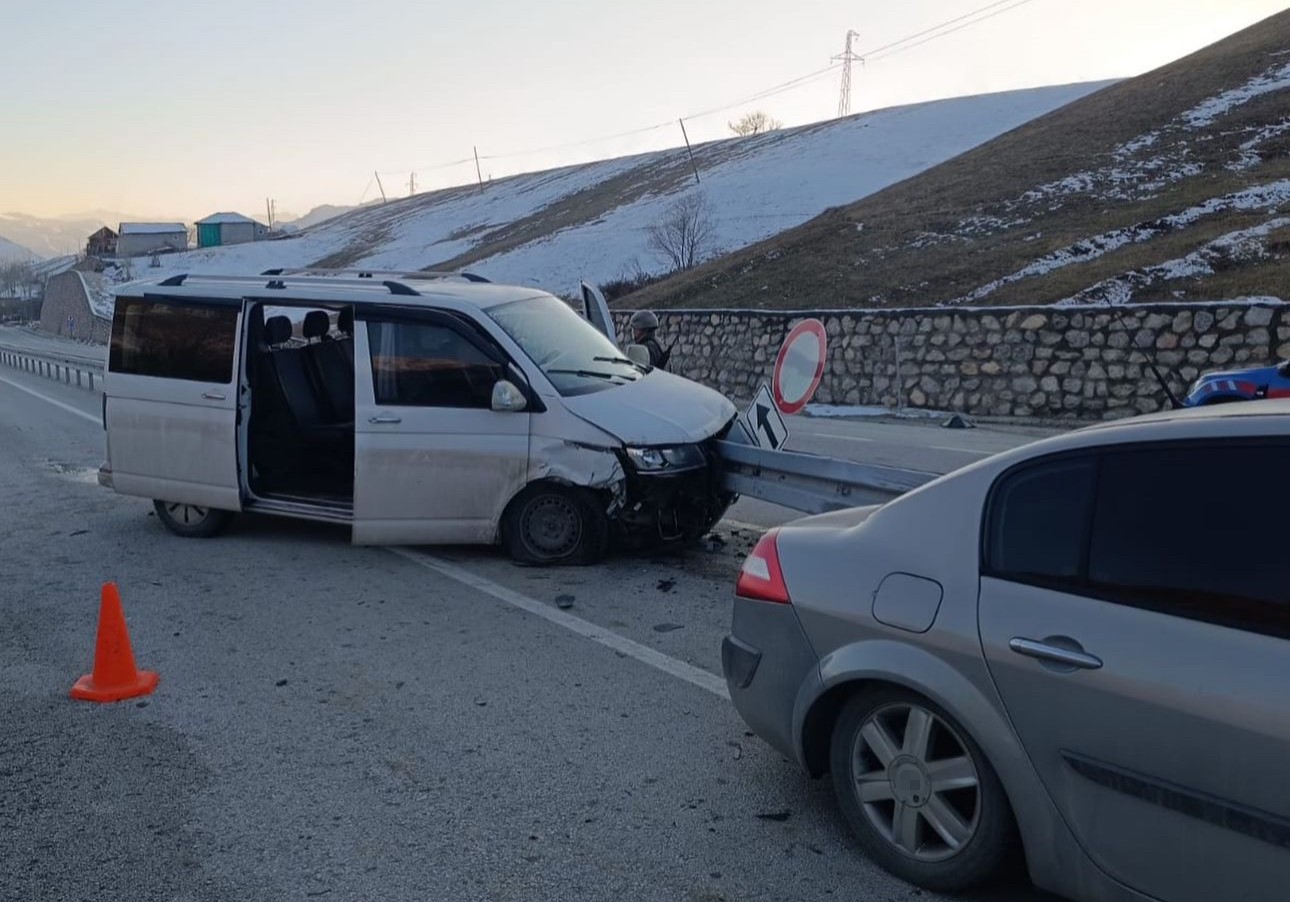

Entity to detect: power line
[858,0,1018,58]
[866,0,1043,63]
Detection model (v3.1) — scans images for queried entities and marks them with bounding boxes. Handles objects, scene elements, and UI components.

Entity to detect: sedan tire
[829,687,1016,892]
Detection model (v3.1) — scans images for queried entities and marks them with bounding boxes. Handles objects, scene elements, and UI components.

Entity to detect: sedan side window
[1088,444,1290,638]
[985,457,1096,585]
[367,320,504,409]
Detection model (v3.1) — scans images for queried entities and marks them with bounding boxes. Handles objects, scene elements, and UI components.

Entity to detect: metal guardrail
[716,440,938,514]
[0,342,105,392]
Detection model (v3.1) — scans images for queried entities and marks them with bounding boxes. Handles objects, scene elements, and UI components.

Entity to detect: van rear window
[109,298,238,383]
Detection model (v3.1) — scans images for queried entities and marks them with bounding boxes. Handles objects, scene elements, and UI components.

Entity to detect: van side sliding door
[105,294,245,511]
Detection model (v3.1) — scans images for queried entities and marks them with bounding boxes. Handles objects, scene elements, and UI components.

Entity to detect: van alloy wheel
[153,499,232,538]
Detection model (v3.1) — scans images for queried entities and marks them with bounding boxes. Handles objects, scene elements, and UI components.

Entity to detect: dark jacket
[642,336,669,370]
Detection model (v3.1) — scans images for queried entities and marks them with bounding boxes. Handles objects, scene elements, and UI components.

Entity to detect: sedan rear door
[977,442,1290,902]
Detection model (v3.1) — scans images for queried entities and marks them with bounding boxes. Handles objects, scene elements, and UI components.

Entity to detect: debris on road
[656,578,677,593]
[652,622,684,633]
[702,533,727,553]
[755,810,792,822]
[555,594,575,609]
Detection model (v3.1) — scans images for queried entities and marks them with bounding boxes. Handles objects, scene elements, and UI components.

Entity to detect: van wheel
[502,484,608,566]
[153,501,232,538]
[829,687,1016,892]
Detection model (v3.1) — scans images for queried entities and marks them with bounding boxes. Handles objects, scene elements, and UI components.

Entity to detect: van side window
[984,457,1095,585]
[109,297,238,383]
[1087,444,1290,638]
[366,320,504,409]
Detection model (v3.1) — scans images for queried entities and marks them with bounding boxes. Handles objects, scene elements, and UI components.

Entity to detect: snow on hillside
[114,82,1107,299]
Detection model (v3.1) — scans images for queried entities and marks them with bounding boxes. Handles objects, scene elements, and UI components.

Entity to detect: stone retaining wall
[614,302,1290,420]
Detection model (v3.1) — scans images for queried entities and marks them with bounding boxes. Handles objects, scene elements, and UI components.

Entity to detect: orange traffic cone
[70,582,159,703]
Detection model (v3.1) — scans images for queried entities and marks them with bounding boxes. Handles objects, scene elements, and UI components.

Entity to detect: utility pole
[266,198,273,230]
[833,29,862,118]
[678,119,700,185]
[473,146,485,193]
[374,171,388,204]
[408,172,418,197]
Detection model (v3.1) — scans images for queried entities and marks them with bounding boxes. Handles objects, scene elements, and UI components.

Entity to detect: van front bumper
[614,459,733,545]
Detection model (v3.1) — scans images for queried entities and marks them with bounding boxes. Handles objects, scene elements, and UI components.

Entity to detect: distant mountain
[0,211,188,259]
[106,81,1107,297]
[277,204,362,232]
[0,233,38,264]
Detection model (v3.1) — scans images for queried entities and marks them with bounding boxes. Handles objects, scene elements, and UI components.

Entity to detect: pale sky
[2,0,1286,220]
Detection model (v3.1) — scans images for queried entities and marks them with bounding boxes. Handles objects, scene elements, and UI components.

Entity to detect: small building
[196,212,268,248]
[117,222,187,257]
[39,271,114,343]
[86,226,118,258]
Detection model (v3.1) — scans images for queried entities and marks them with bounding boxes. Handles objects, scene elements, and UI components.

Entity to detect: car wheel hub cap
[889,756,930,807]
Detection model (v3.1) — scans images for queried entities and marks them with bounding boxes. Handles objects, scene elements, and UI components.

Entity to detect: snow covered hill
[627,10,1290,311]
[111,82,1106,298]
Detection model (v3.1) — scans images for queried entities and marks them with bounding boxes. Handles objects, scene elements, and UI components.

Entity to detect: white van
[98,270,740,564]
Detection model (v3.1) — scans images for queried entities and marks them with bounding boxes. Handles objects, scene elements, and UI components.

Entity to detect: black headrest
[338,307,354,335]
[303,310,329,340]
[264,315,292,345]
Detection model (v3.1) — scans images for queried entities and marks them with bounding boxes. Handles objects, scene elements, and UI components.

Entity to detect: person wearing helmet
[629,310,670,370]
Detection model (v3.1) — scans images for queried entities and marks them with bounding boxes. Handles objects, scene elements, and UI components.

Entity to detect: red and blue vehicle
[1184,361,1290,406]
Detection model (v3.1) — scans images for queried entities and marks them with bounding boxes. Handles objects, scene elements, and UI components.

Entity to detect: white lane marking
[928,445,992,455]
[797,431,875,443]
[0,374,99,425]
[388,547,730,701]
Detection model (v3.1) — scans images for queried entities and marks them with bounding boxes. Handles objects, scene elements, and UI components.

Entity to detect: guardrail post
[89,372,95,391]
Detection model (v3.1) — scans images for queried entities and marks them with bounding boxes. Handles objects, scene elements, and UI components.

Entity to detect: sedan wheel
[830,688,1015,892]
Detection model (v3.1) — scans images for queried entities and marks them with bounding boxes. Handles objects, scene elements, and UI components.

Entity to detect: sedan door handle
[1009,637,1103,670]
[368,415,402,424]
[201,391,226,400]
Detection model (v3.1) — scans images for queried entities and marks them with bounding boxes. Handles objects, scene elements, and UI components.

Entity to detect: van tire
[153,501,232,538]
[501,484,608,566]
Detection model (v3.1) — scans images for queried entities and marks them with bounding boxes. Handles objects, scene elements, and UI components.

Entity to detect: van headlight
[624,444,706,472]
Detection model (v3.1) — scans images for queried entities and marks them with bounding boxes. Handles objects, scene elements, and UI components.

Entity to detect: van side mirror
[491,379,528,413]
[625,344,651,368]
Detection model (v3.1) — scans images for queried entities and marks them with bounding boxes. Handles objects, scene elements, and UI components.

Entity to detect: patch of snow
[803,404,947,419]
[1057,216,1290,305]
[955,180,1290,304]
[1182,61,1290,128]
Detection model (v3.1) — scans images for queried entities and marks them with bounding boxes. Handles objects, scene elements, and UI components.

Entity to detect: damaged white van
[98,270,740,564]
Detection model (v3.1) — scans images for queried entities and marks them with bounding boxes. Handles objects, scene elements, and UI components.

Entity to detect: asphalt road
[0,357,1058,902]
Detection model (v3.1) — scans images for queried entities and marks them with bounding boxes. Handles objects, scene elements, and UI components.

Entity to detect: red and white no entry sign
[772,319,828,415]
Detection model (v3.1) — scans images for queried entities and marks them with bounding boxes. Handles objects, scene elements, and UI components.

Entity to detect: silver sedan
[723,400,1290,902]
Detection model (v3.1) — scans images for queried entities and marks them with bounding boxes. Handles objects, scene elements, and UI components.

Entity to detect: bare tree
[647,194,719,273]
[728,111,782,137]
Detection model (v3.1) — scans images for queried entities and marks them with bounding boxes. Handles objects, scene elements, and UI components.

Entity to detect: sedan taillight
[736,530,791,604]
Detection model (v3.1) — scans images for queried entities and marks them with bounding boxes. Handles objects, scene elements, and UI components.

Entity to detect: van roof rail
[259,267,490,283]
[149,273,424,296]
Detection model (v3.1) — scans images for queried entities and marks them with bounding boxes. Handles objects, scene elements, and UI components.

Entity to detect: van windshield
[487,295,643,396]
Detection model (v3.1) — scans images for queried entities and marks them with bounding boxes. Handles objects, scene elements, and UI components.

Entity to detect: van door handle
[369,415,402,424]
[202,391,226,401]
[1009,637,1102,671]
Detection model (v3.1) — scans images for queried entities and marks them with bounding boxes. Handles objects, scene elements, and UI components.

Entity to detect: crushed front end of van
[611,438,735,547]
